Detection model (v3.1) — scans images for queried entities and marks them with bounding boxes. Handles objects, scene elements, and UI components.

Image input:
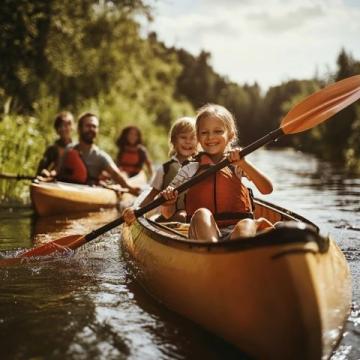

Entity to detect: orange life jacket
[185,153,253,227]
[60,148,88,184]
[117,146,145,177]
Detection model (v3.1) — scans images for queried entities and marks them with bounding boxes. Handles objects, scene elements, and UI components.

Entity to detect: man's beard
[80,132,95,144]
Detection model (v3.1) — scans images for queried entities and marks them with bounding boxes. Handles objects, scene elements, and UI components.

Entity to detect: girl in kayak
[160,104,273,241]
[116,126,153,178]
[123,116,197,222]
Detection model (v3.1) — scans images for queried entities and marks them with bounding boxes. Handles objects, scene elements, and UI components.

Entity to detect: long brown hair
[116,126,143,152]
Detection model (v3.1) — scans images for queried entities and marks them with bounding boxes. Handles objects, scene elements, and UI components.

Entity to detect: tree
[320,49,359,160]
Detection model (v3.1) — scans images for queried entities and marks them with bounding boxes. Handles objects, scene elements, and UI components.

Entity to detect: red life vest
[185,153,253,227]
[60,148,88,184]
[117,146,145,177]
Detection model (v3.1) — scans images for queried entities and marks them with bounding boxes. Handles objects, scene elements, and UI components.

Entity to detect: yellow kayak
[30,171,146,216]
[121,198,351,359]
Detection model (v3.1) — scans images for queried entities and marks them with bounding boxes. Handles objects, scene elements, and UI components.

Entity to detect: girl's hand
[160,186,178,206]
[122,207,136,225]
[227,148,246,166]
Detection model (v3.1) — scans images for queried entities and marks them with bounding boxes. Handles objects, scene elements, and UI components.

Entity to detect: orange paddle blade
[0,235,86,267]
[20,235,86,257]
[281,75,360,134]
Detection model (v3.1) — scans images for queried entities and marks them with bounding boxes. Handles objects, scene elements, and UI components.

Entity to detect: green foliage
[0,0,194,203]
[345,104,360,172]
[280,49,360,168]
[260,80,322,146]
[0,114,46,203]
[176,50,222,108]
[319,50,360,161]
[277,80,322,150]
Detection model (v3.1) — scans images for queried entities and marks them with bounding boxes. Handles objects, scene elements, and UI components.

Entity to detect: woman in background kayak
[116,126,153,178]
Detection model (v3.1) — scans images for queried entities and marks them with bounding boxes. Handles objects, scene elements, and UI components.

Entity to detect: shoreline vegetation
[1,1,360,203]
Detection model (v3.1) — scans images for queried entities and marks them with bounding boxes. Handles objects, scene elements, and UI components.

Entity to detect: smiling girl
[160,104,273,241]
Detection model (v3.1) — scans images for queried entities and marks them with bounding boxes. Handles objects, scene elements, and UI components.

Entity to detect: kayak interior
[138,198,325,253]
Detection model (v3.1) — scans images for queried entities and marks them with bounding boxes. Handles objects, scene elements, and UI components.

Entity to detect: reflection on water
[0,208,33,250]
[0,149,359,359]
[31,208,120,246]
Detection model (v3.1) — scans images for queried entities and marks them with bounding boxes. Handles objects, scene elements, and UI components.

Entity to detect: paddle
[0,173,35,180]
[3,75,360,262]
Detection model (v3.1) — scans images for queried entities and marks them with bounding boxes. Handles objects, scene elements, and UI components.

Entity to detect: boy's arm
[158,162,197,219]
[159,187,178,219]
[160,203,176,219]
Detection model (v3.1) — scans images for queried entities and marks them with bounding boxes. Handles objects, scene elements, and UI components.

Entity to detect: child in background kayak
[116,126,153,178]
[123,116,197,222]
[36,111,74,179]
[160,104,274,241]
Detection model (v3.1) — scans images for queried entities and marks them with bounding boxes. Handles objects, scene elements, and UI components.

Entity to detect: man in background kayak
[57,112,140,195]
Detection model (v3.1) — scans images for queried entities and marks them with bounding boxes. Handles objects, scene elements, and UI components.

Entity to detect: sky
[146,0,360,91]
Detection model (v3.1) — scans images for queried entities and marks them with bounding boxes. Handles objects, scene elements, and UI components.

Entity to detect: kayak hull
[30,181,117,216]
[30,171,146,216]
[121,199,351,359]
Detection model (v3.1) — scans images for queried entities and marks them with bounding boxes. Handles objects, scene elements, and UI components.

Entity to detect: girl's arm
[239,159,273,194]
[228,149,273,194]
[123,207,136,225]
[140,166,164,206]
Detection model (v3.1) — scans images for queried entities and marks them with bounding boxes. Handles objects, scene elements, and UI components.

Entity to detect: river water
[0,149,359,359]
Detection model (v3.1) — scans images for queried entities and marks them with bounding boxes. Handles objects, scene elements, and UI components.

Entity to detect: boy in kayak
[160,104,273,241]
[57,112,140,195]
[36,111,74,179]
[115,126,153,179]
[138,117,198,221]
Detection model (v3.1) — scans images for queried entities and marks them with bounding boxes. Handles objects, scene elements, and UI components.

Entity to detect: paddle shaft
[83,127,284,243]
[0,173,35,180]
